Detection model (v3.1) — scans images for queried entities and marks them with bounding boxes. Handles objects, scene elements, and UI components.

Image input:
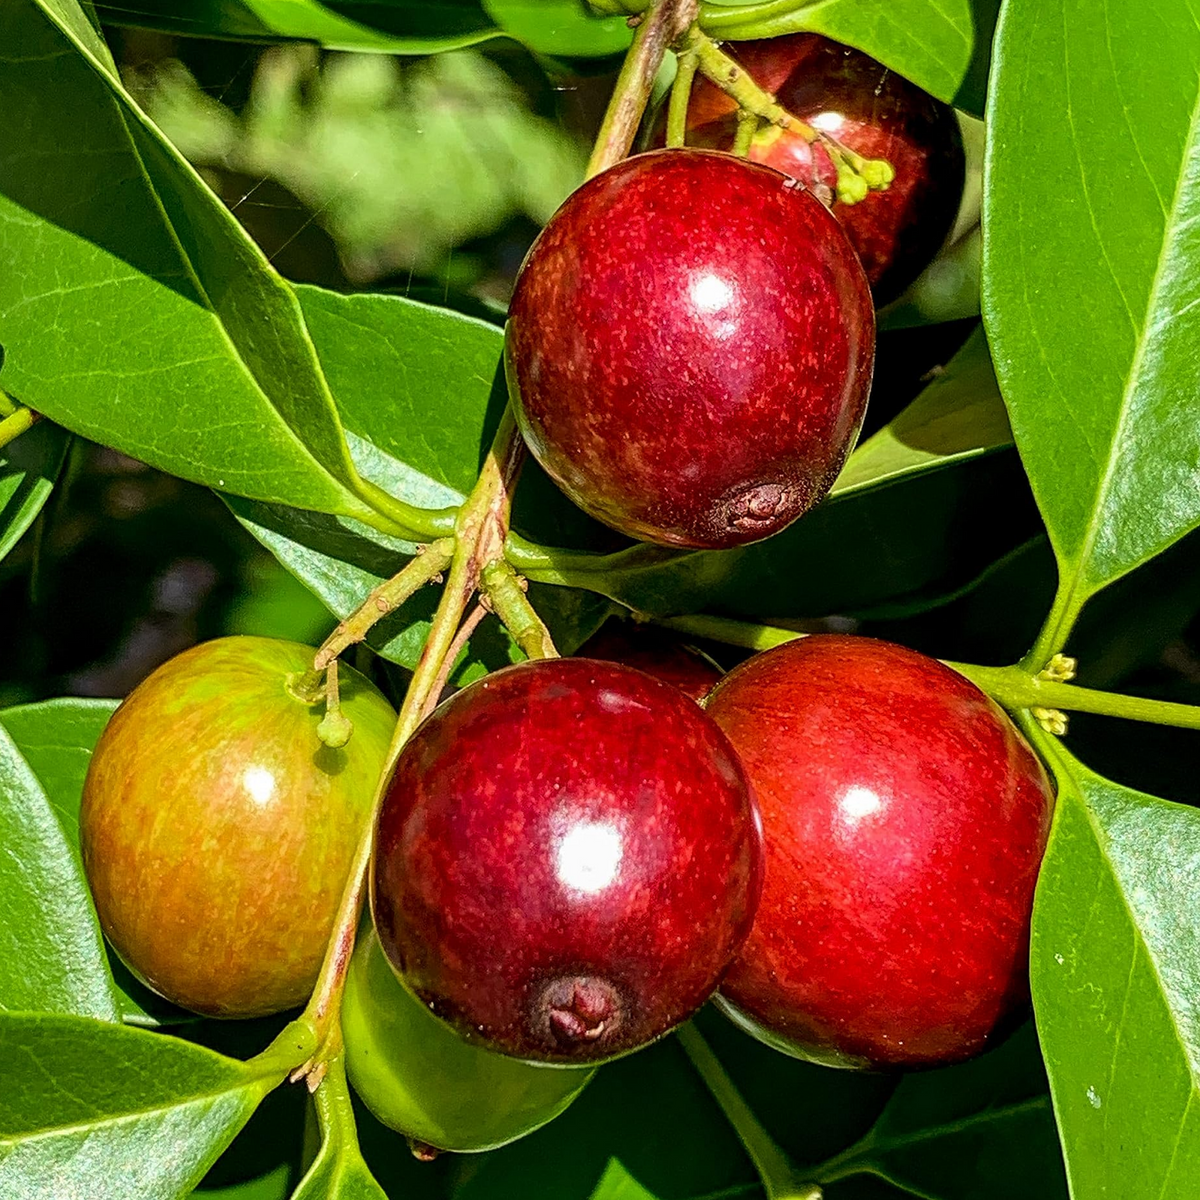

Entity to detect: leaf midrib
[1058,0,1200,603]
[27,2,369,517]
[0,1057,269,1144]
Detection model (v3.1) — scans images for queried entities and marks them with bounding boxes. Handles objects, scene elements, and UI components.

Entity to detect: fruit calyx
[543,976,622,1047]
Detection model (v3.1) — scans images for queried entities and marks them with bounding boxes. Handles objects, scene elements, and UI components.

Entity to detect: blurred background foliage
[2,17,1198,815]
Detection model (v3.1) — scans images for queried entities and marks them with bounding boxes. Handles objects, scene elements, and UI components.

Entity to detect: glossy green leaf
[0,2,415,535]
[983,0,1200,645]
[295,285,504,504]
[483,0,632,56]
[0,722,119,1020]
[1029,735,1200,1200]
[522,443,1036,621]
[815,1024,1064,1198]
[93,0,500,52]
[196,1165,292,1200]
[833,327,1010,497]
[291,1146,385,1200]
[0,698,194,1029]
[0,421,69,563]
[228,286,611,671]
[0,1014,276,1200]
[93,0,632,56]
[587,1160,658,1200]
[291,1060,386,1200]
[699,0,994,111]
[0,698,117,853]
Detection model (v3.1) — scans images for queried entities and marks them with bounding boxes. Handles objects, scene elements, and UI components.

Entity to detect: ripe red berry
[704,636,1054,1068]
[371,657,762,1064]
[680,35,965,305]
[80,637,396,1018]
[576,621,722,702]
[506,148,874,549]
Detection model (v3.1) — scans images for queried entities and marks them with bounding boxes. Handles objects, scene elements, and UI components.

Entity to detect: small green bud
[318,709,354,749]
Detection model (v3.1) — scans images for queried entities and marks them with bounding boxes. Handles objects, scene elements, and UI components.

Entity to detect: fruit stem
[732,109,759,157]
[652,612,804,652]
[419,601,489,720]
[316,661,353,749]
[0,405,39,451]
[667,42,700,148]
[293,1054,384,1195]
[482,558,560,660]
[313,538,455,671]
[681,28,893,202]
[296,406,526,1080]
[0,390,17,417]
[676,1023,819,1200]
[944,661,1200,732]
[248,1014,320,1081]
[586,0,700,178]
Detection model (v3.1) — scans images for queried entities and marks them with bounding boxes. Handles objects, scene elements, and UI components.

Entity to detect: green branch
[676,1024,819,1200]
[0,406,39,451]
[646,612,1200,732]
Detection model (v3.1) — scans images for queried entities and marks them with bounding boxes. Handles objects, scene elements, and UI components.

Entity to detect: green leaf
[522,445,1036,622]
[587,1160,658,1200]
[0,698,195,1029]
[816,1024,1065,1198]
[291,1143,385,1200]
[0,1013,276,1200]
[0,421,69,563]
[295,285,504,504]
[93,0,632,56]
[832,327,1010,497]
[983,0,1200,646]
[0,721,120,1020]
[698,0,993,111]
[0,698,117,853]
[228,287,611,671]
[482,0,633,56]
[1028,735,1200,1200]
[92,0,501,52]
[291,1060,386,1200]
[0,2,416,535]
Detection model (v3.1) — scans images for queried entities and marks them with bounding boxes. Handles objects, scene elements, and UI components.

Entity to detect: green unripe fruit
[343,927,595,1153]
[80,636,396,1018]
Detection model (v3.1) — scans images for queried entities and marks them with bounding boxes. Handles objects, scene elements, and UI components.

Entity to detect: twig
[587,0,701,177]
[313,539,455,671]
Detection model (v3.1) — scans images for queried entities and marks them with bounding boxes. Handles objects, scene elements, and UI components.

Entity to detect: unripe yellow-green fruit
[342,927,595,1153]
[80,636,396,1018]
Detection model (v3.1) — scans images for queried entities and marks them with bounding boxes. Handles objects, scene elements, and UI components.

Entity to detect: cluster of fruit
[77,34,1053,1161]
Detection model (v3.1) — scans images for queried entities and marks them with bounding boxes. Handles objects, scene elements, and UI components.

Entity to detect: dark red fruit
[506,149,874,550]
[704,636,1054,1069]
[576,621,722,702]
[679,35,965,305]
[371,657,762,1064]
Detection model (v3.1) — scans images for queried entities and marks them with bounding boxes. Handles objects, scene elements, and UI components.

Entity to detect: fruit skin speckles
[371,656,764,1064]
[80,636,396,1018]
[705,635,1055,1069]
[505,148,874,550]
